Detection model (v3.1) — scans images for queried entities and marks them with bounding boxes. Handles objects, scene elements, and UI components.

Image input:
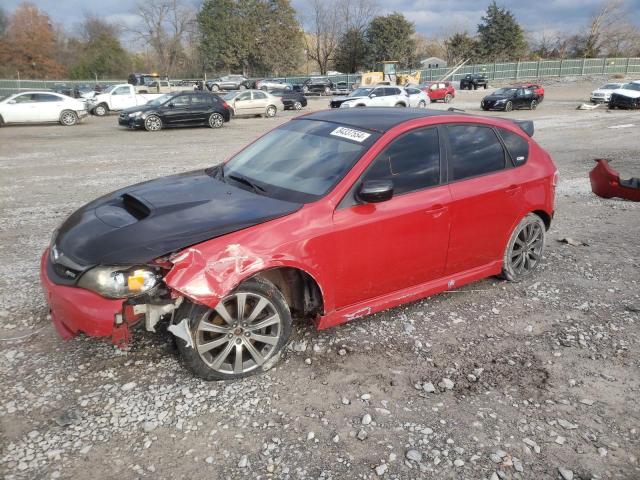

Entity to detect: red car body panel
[40,250,127,340]
[521,83,545,98]
[422,82,455,102]
[42,112,556,342]
[589,159,640,201]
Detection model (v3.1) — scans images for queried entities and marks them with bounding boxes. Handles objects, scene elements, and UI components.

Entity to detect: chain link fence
[2,57,639,96]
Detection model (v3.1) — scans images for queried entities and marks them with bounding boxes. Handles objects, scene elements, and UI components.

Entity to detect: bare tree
[131,0,195,77]
[303,0,343,75]
[581,0,625,57]
[341,0,378,33]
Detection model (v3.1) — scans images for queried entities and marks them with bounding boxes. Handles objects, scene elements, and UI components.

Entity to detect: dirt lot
[1,77,639,480]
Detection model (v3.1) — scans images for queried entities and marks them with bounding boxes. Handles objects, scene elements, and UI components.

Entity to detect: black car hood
[55,170,302,266]
[483,94,512,101]
[121,103,157,115]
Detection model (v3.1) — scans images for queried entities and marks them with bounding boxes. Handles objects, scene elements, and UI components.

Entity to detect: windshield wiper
[228,174,266,194]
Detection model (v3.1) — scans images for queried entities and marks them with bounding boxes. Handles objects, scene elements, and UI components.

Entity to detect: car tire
[211,84,220,92]
[0,114,4,127]
[144,114,162,131]
[324,86,331,95]
[473,84,478,90]
[530,99,538,110]
[293,101,303,110]
[501,213,546,282]
[93,103,108,116]
[239,85,247,90]
[444,94,452,103]
[394,103,406,107]
[302,86,309,94]
[483,84,488,89]
[504,101,513,112]
[59,110,78,126]
[418,100,427,108]
[175,277,292,381]
[265,105,277,118]
[208,112,224,128]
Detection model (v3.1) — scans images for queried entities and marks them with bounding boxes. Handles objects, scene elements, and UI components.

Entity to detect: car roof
[298,108,466,133]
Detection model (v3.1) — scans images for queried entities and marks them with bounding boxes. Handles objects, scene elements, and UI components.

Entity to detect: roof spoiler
[513,120,534,137]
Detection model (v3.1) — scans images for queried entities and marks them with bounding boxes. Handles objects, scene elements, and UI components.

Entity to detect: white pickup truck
[86,84,163,116]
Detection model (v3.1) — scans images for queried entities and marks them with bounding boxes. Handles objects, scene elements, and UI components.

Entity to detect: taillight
[222,101,230,109]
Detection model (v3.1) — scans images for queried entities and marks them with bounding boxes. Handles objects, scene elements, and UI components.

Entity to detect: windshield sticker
[330,127,371,143]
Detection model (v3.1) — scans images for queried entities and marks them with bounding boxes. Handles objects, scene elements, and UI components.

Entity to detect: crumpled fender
[164,243,326,310]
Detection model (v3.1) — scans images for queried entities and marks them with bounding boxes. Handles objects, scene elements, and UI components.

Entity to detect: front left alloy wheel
[144,115,162,131]
[176,278,292,380]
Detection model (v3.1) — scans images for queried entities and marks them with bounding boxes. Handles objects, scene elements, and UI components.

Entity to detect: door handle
[505,185,521,196]
[425,204,447,217]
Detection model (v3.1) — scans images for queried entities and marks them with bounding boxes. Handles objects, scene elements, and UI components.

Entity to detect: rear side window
[499,129,529,166]
[363,127,440,195]
[447,125,506,180]
[35,94,60,102]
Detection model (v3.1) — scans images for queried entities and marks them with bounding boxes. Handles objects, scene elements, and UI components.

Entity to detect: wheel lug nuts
[235,338,242,344]
[227,333,233,338]
[245,332,250,337]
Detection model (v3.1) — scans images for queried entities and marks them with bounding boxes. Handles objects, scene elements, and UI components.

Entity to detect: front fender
[164,244,327,311]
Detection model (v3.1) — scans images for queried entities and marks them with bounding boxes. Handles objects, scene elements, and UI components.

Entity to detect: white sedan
[590,82,625,104]
[405,86,430,108]
[0,91,88,126]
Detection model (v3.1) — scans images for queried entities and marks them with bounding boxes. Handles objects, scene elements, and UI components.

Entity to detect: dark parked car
[206,75,251,92]
[43,108,557,380]
[481,87,540,112]
[270,90,307,110]
[460,73,488,90]
[118,91,231,131]
[608,81,640,109]
[302,77,334,95]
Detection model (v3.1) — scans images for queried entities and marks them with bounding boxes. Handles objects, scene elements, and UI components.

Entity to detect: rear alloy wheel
[530,99,538,110]
[444,94,452,103]
[324,86,331,95]
[208,112,224,128]
[211,84,220,92]
[293,101,303,110]
[59,110,78,126]
[144,114,162,131]
[176,278,292,380]
[504,101,513,112]
[93,103,108,116]
[501,213,546,282]
[265,105,277,117]
[418,100,427,108]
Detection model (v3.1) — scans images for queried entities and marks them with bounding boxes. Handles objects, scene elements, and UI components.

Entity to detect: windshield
[103,85,117,94]
[622,83,640,91]
[147,93,174,106]
[494,88,517,96]
[350,88,372,97]
[222,120,379,202]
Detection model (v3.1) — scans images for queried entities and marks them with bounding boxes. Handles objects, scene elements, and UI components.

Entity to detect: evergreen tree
[365,13,415,69]
[334,28,368,73]
[445,32,479,64]
[477,1,527,61]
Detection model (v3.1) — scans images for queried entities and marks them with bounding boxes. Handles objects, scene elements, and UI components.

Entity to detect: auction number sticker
[330,127,371,143]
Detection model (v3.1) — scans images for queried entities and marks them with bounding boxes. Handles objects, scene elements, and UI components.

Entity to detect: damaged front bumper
[40,250,182,347]
[589,159,640,202]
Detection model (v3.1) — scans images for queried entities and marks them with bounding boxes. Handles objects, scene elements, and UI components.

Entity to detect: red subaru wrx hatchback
[41,108,557,380]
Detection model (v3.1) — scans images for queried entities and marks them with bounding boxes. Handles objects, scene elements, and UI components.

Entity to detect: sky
[3,0,640,47]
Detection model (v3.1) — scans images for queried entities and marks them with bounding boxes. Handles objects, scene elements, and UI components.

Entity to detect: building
[420,57,447,69]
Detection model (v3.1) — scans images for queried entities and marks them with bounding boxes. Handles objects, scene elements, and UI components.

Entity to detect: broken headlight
[77,266,158,299]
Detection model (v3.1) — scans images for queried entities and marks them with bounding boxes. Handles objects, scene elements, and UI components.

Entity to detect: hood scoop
[95,193,152,228]
[121,193,151,219]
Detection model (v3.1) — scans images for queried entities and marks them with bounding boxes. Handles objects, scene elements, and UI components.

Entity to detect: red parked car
[421,81,456,103]
[41,109,557,380]
[520,83,544,101]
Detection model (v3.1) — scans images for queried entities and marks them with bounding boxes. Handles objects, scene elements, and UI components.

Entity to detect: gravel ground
[1,77,639,480]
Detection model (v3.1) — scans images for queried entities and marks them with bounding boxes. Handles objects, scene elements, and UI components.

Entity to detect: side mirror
[168,103,175,108]
[369,93,377,98]
[357,180,394,203]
